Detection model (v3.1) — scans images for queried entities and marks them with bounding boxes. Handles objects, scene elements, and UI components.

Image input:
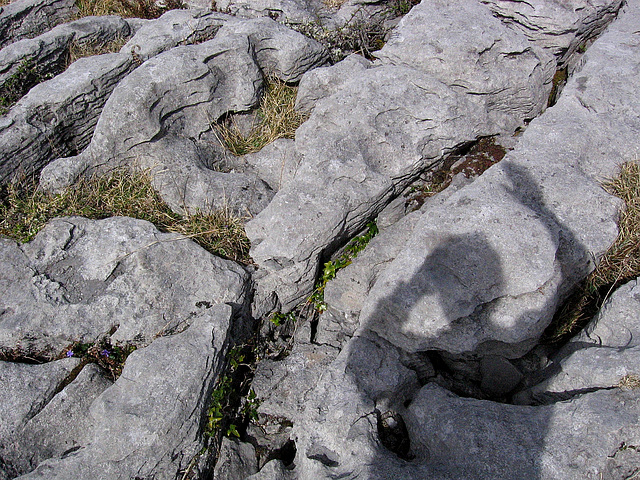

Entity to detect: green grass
[216,79,307,156]
[545,161,640,342]
[0,168,251,263]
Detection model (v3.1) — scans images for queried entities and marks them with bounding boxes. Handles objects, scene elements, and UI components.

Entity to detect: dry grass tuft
[0,0,11,7]
[68,36,129,63]
[0,169,251,263]
[215,79,308,156]
[545,161,640,342]
[75,0,184,19]
[618,374,640,390]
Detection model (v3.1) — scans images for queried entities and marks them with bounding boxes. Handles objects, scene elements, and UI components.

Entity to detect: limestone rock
[245,0,566,314]
[0,216,250,356]
[246,64,501,313]
[482,0,624,66]
[120,8,230,61]
[214,17,330,82]
[375,0,556,127]
[0,0,77,49]
[0,52,135,184]
[405,383,640,480]
[213,438,259,480]
[0,15,131,93]
[16,304,241,480]
[357,0,640,360]
[1,364,112,478]
[0,358,80,478]
[42,18,326,215]
[516,278,640,403]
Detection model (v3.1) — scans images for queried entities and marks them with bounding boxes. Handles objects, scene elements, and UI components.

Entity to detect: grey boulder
[0,52,135,184]
[517,278,640,403]
[0,216,250,357]
[1,363,112,478]
[357,0,640,360]
[375,0,555,127]
[16,304,242,480]
[482,0,625,66]
[0,15,131,93]
[0,0,77,49]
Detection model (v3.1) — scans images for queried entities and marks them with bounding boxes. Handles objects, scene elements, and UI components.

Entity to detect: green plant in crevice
[269,311,296,326]
[205,344,260,440]
[309,221,379,312]
[63,339,136,380]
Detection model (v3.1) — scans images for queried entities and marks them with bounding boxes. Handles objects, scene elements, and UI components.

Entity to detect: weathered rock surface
[516,278,640,403]
[374,0,556,125]
[246,0,563,314]
[482,0,624,66]
[0,0,77,49]
[215,17,330,82]
[357,0,640,361]
[0,358,80,479]
[0,15,132,90]
[0,216,250,356]
[0,52,135,184]
[244,1,640,479]
[213,437,259,480]
[40,18,327,215]
[405,383,640,480]
[15,304,241,480]
[1,363,112,478]
[120,8,230,61]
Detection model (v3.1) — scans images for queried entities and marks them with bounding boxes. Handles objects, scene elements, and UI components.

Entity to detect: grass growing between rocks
[0,0,10,6]
[67,36,129,63]
[0,60,54,116]
[216,79,307,156]
[545,161,640,343]
[0,168,251,263]
[75,0,184,19]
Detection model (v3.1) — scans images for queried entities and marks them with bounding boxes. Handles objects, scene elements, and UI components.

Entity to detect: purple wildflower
[101,349,110,357]
[66,350,74,357]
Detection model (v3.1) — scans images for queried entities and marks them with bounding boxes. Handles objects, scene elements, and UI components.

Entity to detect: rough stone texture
[0,15,132,90]
[1,363,112,478]
[16,304,241,480]
[120,8,231,61]
[516,278,640,403]
[41,34,270,215]
[374,0,556,125]
[0,358,80,478]
[0,0,77,49]
[482,0,624,66]
[317,211,421,348]
[295,53,372,114]
[213,437,259,480]
[214,17,330,82]
[357,0,640,360]
[0,216,249,356]
[0,52,135,184]
[405,383,640,480]
[246,63,502,314]
[41,19,327,215]
[245,0,567,315]
[242,138,301,192]
[214,0,323,25]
